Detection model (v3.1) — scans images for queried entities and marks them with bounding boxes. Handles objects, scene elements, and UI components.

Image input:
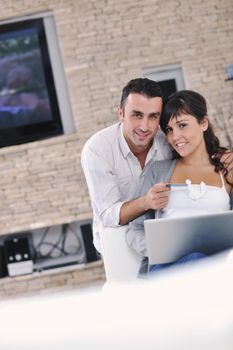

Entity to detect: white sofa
[99,223,142,282]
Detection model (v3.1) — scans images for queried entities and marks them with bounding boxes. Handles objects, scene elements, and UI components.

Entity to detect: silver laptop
[144,211,233,264]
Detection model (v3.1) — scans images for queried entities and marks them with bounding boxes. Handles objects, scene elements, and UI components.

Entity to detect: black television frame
[0,17,63,148]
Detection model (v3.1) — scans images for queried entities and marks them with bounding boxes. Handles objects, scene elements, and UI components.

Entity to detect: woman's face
[165,113,208,157]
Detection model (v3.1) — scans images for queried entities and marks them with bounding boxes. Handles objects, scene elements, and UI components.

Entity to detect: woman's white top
[162,172,231,219]
[126,160,233,257]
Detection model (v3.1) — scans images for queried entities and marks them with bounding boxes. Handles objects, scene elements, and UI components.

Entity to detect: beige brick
[0,0,232,297]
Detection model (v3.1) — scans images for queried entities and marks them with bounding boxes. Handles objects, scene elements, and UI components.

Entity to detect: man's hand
[119,182,170,225]
[219,151,233,174]
[144,182,170,211]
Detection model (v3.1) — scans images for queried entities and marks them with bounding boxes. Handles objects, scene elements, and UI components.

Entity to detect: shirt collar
[119,123,131,158]
[146,135,158,163]
[119,123,158,160]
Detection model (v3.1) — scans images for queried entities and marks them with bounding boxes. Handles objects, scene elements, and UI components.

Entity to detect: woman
[126,90,233,273]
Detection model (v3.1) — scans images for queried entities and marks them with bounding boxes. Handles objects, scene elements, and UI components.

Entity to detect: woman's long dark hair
[160,90,228,174]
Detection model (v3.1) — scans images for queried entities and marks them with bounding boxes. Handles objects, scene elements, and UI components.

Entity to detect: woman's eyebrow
[167,117,189,127]
[175,117,189,123]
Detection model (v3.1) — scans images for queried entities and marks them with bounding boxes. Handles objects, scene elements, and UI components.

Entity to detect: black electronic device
[80,224,99,263]
[0,244,8,278]
[0,18,63,148]
[4,233,34,276]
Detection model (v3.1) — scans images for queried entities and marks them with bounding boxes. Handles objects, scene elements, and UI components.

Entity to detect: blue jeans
[148,252,206,273]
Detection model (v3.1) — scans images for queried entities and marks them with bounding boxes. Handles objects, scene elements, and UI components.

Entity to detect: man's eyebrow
[131,109,143,114]
[131,110,161,116]
[150,111,161,116]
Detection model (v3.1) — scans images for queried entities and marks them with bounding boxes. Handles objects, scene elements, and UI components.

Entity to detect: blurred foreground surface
[0,250,233,350]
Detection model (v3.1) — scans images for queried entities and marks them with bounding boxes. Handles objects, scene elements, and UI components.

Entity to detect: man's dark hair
[120,78,163,107]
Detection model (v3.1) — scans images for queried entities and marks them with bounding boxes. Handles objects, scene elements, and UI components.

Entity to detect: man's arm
[219,151,233,171]
[81,141,123,227]
[82,139,170,227]
[226,170,233,185]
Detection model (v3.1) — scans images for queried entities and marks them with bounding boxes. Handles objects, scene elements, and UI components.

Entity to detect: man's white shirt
[81,122,171,253]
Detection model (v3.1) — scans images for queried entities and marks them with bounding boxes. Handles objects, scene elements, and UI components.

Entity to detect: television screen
[0,18,63,147]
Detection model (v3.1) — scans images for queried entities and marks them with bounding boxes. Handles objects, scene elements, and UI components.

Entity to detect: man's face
[117,93,163,154]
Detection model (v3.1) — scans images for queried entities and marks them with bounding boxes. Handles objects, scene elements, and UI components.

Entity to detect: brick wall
[0,261,105,300]
[0,0,232,293]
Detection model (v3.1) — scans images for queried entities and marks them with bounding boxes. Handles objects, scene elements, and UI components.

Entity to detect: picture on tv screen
[0,18,63,147]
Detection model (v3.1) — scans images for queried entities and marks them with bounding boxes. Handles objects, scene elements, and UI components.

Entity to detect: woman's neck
[178,150,210,168]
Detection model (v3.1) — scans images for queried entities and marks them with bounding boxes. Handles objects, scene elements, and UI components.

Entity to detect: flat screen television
[0,17,64,148]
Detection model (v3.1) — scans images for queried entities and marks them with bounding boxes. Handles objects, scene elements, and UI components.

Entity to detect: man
[81,78,233,253]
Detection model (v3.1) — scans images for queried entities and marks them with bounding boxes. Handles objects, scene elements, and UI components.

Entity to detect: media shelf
[0,220,99,279]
